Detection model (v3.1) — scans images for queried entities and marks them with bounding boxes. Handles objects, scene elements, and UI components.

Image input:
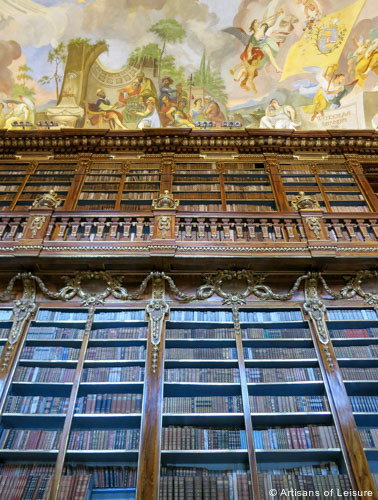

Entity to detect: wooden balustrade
[0,211,376,256]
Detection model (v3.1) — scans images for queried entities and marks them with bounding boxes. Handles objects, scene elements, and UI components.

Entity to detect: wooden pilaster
[303,274,377,497]
[137,277,168,500]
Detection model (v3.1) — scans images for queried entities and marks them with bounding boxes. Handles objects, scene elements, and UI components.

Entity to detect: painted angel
[348,30,378,87]
[223,8,284,92]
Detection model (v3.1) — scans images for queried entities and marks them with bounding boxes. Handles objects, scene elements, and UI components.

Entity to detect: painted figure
[295,0,322,19]
[171,100,195,128]
[260,99,299,129]
[349,35,378,86]
[190,98,206,121]
[159,76,177,105]
[204,96,226,127]
[225,7,284,88]
[132,97,161,129]
[302,66,357,121]
[3,99,29,129]
[175,83,188,109]
[233,47,264,92]
[160,95,176,127]
[89,88,126,130]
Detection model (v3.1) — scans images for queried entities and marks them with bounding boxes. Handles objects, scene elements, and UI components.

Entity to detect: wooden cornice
[0,128,377,156]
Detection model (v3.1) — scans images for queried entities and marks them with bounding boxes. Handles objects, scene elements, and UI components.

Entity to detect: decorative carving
[152,191,179,210]
[215,162,226,174]
[55,271,129,305]
[198,270,261,305]
[1,274,36,371]
[157,216,171,239]
[85,306,96,336]
[304,273,331,348]
[0,132,376,157]
[306,216,322,239]
[32,190,62,209]
[291,192,320,210]
[197,270,309,303]
[146,300,169,373]
[232,305,242,335]
[30,215,46,237]
[319,271,378,306]
[146,276,168,373]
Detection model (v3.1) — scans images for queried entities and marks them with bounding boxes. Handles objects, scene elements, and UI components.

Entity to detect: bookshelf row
[0,161,373,213]
[0,305,376,499]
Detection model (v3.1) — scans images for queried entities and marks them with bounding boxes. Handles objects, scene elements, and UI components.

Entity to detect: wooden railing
[0,210,376,256]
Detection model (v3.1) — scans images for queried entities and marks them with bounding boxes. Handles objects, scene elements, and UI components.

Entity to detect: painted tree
[193,52,228,105]
[38,42,67,102]
[148,19,186,80]
[16,64,33,88]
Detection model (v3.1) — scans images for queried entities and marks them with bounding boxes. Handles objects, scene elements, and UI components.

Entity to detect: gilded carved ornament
[291,192,321,211]
[152,191,179,210]
[32,189,62,209]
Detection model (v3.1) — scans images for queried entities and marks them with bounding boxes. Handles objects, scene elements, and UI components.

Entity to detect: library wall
[0,270,376,499]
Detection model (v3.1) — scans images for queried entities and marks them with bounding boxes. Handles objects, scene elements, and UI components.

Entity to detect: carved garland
[0,270,376,372]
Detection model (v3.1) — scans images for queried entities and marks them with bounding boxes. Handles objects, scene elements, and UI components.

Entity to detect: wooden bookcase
[0,129,376,499]
[0,295,377,499]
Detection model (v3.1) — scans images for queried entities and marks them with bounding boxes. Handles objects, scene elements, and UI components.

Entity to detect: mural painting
[0,0,377,131]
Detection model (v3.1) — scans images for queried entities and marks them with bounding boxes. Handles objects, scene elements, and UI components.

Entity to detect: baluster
[329,219,345,242]
[19,220,28,240]
[67,218,81,241]
[222,218,231,240]
[356,219,370,241]
[108,218,119,240]
[344,219,358,241]
[81,218,94,241]
[234,219,245,240]
[283,219,296,240]
[272,218,283,240]
[184,218,193,241]
[369,219,378,240]
[197,218,206,240]
[122,218,132,240]
[259,219,270,241]
[147,217,154,240]
[209,218,219,240]
[45,220,55,240]
[94,218,106,241]
[6,218,21,241]
[135,217,145,241]
[297,219,307,241]
[174,219,180,240]
[55,217,70,241]
[0,220,8,240]
[246,218,257,241]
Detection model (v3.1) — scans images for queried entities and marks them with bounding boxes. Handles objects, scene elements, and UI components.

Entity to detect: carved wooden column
[137,276,168,500]
[303,274,377,497]
[62,154,92,210]
[159,154,175,194]
[216,162,227,211]
[0,274,36,409]
[345,156,378,212]
[263,154,291,212]
[232,305,260,500]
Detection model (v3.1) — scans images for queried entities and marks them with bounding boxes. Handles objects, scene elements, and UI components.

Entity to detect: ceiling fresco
[0,0,377,131]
